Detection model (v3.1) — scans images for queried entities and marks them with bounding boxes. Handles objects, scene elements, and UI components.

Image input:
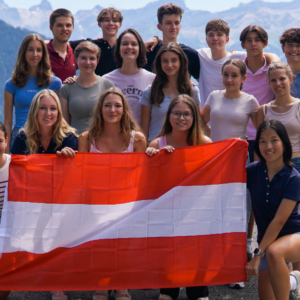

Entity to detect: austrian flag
[0,138,248,291]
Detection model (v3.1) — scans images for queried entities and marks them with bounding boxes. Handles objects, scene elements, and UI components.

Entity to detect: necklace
[39,136,52,143]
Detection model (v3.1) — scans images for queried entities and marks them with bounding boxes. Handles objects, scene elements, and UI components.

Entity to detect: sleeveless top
[157,136,167,149]
[90,130,135,153]
[263,100,300,152]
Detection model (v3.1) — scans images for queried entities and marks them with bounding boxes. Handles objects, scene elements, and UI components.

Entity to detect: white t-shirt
[205,90,259,142]
[103,69,156,126]
[197,48,247,110]
[0,154,11,221]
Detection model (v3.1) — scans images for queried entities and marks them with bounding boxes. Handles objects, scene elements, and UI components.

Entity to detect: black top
[144,42,201,80]
[69,38,118,76]
[11,131,78,155]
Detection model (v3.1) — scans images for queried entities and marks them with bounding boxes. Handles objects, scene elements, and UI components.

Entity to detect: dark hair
[114,29,147,68]
[280,28,300,45]
[0,122,7,139]
[49,9,74,27]
[254,120,294,167]
[157,3,183,24]
[156,94,205,145]
[151,42,193,107]
[205,19,230,37]
[74,41,101,59]
[240,25,268,43]
[222,59,247,90]
[97,7,123,23]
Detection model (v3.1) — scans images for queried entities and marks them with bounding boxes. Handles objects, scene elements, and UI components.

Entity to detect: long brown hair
[151,42,193,107]
[11,34,52,88]
[88,87,143,147]
[156,94,205,146]
[24,89,77,154]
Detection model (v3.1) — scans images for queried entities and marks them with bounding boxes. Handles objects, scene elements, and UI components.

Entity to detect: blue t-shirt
[247,161,300,244]
[291,72,300,98]
[5,75,62,130]
[139,85,201,142]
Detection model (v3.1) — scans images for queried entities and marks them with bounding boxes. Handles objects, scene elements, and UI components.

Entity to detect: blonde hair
[12,34,51,88]
[88,87,142,147]
[24,89,77,154]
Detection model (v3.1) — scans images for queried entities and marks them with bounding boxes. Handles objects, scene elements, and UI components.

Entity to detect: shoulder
[203,135,212,144]
[197,48,211,58]
[148,138,160,149]
[10,131,27,155]
[140,68,156,78]
[88,38,103,47]
[98,76,114,88]
[49,75,62,89]
[102,69,118,80]
[62,132,78,148]
[180,43,198,55]
[246,161,261,173]
[4,78,15,92]
[191,85,200,93]
[134,131,146,141]
[140,85,152,104]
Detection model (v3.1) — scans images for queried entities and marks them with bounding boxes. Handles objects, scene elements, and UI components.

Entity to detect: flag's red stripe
[0,233,247,291]
[9,139,248,205]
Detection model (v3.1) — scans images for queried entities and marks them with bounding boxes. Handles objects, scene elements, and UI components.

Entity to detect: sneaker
[159,295,173,300]
[52,291,68,300]
[247,251,253,262]
[290,270,300,299]
[93,290,109,300]
[115,290,131,300]
[229,282,245,289]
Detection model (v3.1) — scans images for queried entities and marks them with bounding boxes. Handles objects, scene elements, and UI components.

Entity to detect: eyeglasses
[171,111,194,120]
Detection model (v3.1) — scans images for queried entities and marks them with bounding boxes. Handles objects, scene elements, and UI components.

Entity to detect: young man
[144,3,200,81]
[280,28,300,97]
[69,7,122,76]
[47,9,77,82]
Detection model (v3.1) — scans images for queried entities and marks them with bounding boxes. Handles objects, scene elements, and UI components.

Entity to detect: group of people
[1,2,300,300]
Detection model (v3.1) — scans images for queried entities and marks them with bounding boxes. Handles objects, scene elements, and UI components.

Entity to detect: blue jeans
[292,157,300,173]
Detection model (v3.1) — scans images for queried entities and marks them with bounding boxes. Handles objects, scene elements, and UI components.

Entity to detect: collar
[262,161,291,177]
[244,56,268,76]
[47,39,72,54]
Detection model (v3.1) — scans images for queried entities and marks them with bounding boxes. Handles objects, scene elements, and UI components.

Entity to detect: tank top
[263,100,300,152]
[157,136,167,149]
[90,130,135,153]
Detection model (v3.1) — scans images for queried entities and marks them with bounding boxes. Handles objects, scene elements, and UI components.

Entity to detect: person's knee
[266,244,284,265]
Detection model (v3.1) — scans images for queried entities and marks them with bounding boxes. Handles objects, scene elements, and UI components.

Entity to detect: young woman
[103,28,155,126]
[246,120,300,300]
[78,87,146,300]
[140,42,202,143]
[4,34,62,150]
[146,94,211,300]
[59,41,114,134]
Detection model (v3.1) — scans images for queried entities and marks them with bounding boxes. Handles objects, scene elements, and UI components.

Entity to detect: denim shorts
[292,157,300,173]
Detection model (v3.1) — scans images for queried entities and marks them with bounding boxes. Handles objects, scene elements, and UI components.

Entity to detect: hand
[160,145,175,153]
[63,75,77,84]
[245,255,261,279]
[56,147,77,157]
[145,37,159,52]
[190,80,197,86]
[230,49,236,53]
[146,147,160,156]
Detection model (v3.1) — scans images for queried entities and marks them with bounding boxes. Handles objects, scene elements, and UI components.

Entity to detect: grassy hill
[0,20,47,123]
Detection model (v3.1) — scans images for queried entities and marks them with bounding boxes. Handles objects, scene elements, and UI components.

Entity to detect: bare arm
[4,91,13,153]
[59,96,70,124]
[140,105,151,141]
[250,113,258,130]
[265,53,280,64]
[78,132,90,152]
[256,106,265,129]
[133,131,147,152]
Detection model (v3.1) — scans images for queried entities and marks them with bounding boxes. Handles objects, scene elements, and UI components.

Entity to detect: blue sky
[6,0,294,13]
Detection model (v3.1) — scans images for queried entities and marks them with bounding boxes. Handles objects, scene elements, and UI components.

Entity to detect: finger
[56,151,62,156]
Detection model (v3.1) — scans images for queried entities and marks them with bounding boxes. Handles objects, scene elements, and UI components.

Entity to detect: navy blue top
[11,131,78,155]
[247,161,300,244]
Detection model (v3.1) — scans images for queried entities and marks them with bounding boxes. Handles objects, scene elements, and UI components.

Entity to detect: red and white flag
[0,138,248,291]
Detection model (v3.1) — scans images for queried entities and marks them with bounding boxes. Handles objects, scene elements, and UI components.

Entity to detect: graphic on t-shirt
[122,85,144,115]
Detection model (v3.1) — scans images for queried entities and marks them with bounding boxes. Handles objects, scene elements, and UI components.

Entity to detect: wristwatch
[253,248,265,257]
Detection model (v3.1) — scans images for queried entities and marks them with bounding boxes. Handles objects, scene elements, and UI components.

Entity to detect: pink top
[90,130,135,153]
[263,100,300,152]
[157,136,167,149]
[242,57,275,140]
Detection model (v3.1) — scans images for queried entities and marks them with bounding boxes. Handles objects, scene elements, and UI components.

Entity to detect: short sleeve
[249,97,260,116]
[4,79,16,95]
[61,133,78,151]
[140,85,152,106]
[204,91,214,109]
[103,78,115,89]
[49,76,62,92]
[191,86,201,105]
[60,84,70,101]
[282,172,300,202]
[10,131,28,155]
[69,40,85,51]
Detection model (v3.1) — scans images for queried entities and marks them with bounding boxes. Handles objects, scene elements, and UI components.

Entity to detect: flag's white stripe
[0,183,246,254]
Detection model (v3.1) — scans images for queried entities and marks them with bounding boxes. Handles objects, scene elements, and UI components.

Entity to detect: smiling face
[36,96,58,130]
[98,12,122,38]
[241,31,267,57]
[158,14,181,41]
[161,50,180,77]
[25,40,43,69]
[119,33,139,63]
[101,93,124,124]
[268,68,293,96]
[76,50,98,74]
[259,128,284,165]
[282,42,300,64]
[222,64,246,92]
[169,101,194,132]
[206,30,229,51]
[50,16,74,43]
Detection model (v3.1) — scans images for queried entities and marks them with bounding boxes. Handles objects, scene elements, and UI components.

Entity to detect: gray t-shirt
[140,85,201,142]
[60,76,114,134]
